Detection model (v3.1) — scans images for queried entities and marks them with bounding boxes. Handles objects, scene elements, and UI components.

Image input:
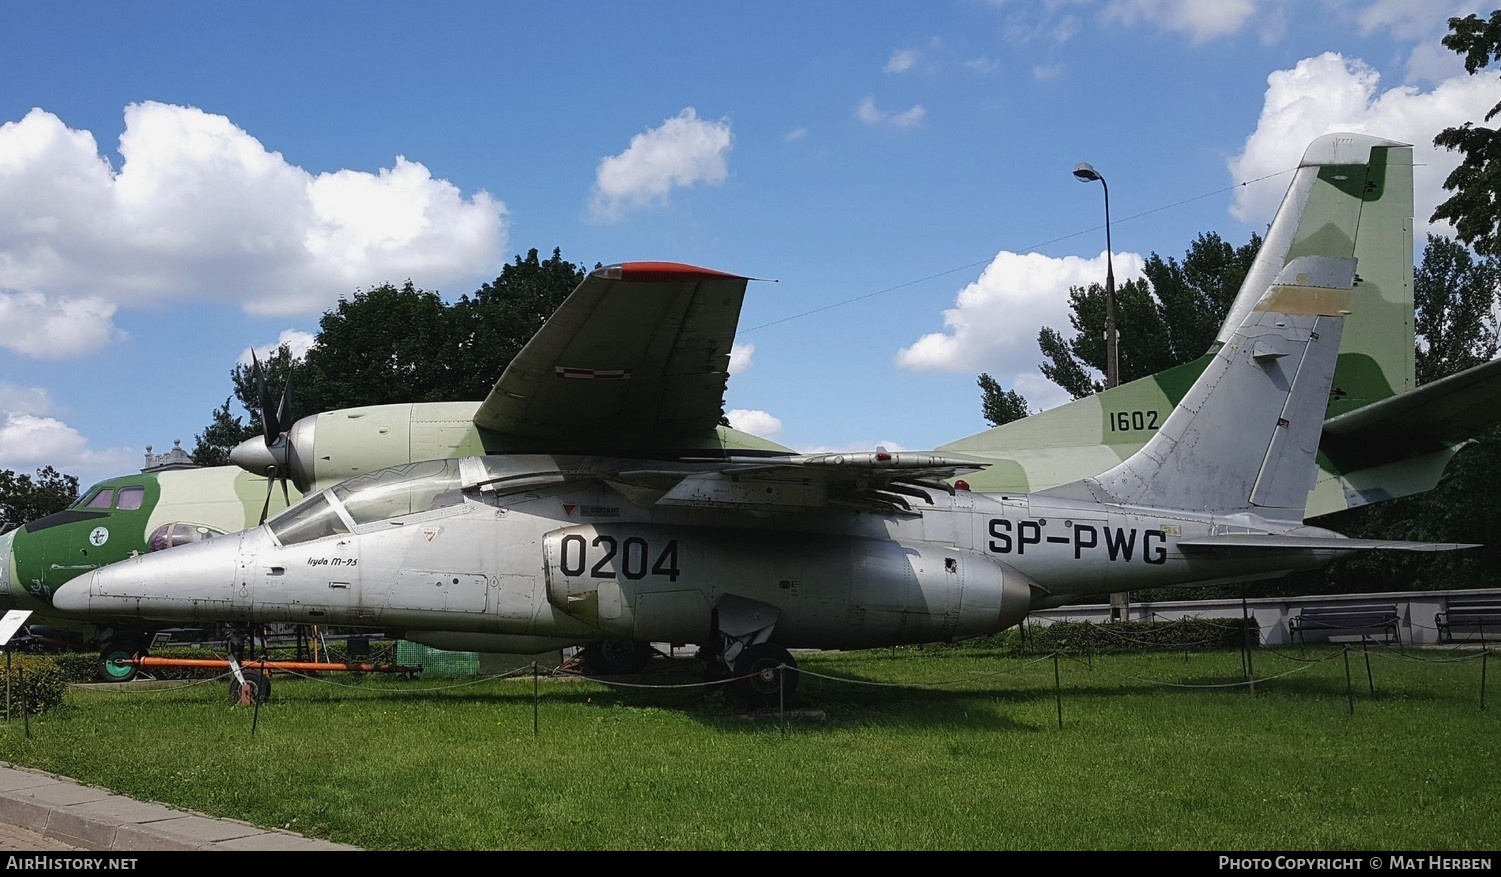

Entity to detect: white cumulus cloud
[0,412,137,488]
[856,97,926,128]
[1229,52,1500,237]
[0,292,120,358]
[0,383,137,487]
[1100,0,1260,45]
[728,343,754,376]
[726,408,782,439]
[884,49,920,73]
[898,250,1144,375]
[242,329,317,366]
[0,102,508,346]
[589,108,733,221]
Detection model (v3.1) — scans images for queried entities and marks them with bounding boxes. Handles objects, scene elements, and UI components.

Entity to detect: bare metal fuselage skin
[58,471,1340,653]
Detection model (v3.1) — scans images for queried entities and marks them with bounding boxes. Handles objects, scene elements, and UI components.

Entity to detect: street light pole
[1074,162,1126,623]
[1072,162,1118,389]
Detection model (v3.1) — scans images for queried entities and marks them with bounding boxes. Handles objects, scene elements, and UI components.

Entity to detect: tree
[979,232,1261,417]
[196,247,590,443]
[296,280,457,414]
[448,247,588,400]
[190,398,257,467]
[977,374,1030,426]
[1412,234,1501,385]
[0,466,79,528]
[1432,10,1501,258]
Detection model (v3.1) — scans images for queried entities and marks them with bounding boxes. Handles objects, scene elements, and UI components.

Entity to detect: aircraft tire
[730,643,798,707]
[231,669,272,705]
[95,642,145,683]
[579,640,652,676]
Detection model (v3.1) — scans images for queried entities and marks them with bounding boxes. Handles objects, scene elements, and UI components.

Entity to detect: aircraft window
[85,490,113,510]
[147,522,226,553]
[267,493,351,546]
[333,459,462,525]
[117,487,145,511]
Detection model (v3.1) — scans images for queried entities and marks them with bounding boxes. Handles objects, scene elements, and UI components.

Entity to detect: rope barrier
[60,640,1494,703]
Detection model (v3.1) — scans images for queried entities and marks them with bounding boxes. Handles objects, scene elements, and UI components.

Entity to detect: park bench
[1435,597,1501,643]
[1289,604,1401,646]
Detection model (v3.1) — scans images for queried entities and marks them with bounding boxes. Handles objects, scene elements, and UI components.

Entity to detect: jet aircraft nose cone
[229,436,278,476]
[51,535,245,623]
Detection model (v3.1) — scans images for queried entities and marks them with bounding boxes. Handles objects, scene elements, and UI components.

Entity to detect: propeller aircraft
[226,133,1499,522]
[0,465,298,678]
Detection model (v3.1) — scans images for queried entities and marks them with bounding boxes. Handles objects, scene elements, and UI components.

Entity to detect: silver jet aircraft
[54,255,1472,705]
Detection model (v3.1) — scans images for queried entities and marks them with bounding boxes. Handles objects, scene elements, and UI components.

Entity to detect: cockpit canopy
[264,456,580,547]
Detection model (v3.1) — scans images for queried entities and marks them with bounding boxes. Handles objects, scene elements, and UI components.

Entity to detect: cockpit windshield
[266,493,350,546]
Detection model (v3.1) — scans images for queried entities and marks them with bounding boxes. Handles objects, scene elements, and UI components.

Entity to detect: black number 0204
[559,534,681,582]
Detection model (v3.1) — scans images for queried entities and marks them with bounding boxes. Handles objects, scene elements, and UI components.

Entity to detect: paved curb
[0,762,359,851]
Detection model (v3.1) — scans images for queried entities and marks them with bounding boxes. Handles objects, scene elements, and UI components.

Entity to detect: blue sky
[0,1,1495,489]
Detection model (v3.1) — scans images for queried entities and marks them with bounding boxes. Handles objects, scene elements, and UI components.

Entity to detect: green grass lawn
[3,644,1497,851]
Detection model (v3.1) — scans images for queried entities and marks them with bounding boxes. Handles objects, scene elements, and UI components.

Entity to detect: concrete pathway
[0,762,359,851]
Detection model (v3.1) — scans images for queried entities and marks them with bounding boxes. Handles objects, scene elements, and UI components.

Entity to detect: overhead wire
[737,167,1297,336]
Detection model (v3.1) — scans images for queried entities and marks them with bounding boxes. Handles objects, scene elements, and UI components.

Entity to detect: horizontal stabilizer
[1178,534,1479,554]
[1323,356,1501,451]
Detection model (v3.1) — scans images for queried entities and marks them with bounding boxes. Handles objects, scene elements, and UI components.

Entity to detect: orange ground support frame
[127,656,419,674]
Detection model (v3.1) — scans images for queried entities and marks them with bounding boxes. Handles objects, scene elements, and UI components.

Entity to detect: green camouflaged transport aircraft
[941,131,1501,518]
[0,465,298,678]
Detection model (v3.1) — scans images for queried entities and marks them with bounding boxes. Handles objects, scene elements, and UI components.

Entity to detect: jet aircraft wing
[472,262,752,446]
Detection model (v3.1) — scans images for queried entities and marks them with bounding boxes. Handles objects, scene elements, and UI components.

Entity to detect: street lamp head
[1072,162,1102,183]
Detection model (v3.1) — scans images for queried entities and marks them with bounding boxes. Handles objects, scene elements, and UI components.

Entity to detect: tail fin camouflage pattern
[1038,255,1353,523]
[940,132,1427,519]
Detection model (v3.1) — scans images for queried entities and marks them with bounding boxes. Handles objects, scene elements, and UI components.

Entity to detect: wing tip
[594,261,747,282]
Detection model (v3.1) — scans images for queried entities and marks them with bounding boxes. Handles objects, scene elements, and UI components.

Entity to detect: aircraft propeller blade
[259,464,278,526]
[252,351,281,444]
[275,373,292,443]
[248,348,297,507]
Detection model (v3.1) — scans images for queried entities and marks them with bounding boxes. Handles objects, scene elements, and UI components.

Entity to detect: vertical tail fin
[1218,132,1413,413]
[937,132,1413,518]
[1039,256,1354,523]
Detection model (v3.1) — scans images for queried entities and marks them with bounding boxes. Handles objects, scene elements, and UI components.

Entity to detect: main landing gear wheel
[730,643,798,707]
[96,641,146,683]
[578,640,653,676]
[231,669,272,705]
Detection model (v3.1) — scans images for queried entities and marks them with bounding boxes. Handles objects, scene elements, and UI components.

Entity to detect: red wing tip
[594,261,747,282]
